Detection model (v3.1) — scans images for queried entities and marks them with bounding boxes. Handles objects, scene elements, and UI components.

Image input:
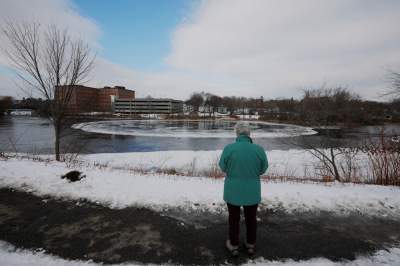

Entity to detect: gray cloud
[167,0,400,99]
[0,0,100,48]
[1,0,399,100]
[0,0,101,97]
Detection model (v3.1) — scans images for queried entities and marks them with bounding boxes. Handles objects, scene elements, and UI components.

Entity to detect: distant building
[7,109,34,116]
[183,104,194,113]
[233,107,251,115]
[56,85,135,114]
[113,98,183,114]
[199,105,213,113]
[263,106,280,113]
[216,106,228,114]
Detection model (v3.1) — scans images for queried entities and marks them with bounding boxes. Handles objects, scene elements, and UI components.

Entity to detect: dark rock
[61,171,86,182]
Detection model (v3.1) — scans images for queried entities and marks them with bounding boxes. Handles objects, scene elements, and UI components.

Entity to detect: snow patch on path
[1,241,400,266]
[0,241,98,266]
[1,158,399,217]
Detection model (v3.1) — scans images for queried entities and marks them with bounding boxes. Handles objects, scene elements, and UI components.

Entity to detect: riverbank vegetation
[0,96,12,116]
[185,87,400,126]
[1,136,399,187]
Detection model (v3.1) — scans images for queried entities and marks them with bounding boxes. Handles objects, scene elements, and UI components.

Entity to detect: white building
[8,109,34,116]
[183,104,194,113]
[113,98,183,114]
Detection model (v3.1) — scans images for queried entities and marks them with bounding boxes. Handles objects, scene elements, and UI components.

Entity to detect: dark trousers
[227,203,258,246]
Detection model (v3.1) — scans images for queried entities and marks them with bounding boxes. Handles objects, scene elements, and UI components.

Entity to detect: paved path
[1,188,399,265]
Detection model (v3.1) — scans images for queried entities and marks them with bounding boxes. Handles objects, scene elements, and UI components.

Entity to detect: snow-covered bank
[1,158,399,217]
[1,240,400,266]
[80,149,370,179]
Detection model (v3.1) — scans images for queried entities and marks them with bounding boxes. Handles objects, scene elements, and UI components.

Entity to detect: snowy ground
[1,241,400,266]
[1,151,400,265]
[79,149,370,180]
[0,156,399,217]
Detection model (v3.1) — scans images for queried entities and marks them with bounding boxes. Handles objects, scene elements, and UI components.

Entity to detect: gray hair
[234,121,251,136]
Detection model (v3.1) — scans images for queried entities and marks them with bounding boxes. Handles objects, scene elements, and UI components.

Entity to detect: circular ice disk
[71,120,317,138]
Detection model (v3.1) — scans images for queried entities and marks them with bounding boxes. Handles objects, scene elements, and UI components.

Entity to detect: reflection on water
[0,116,55,154]
[0,117,398,154]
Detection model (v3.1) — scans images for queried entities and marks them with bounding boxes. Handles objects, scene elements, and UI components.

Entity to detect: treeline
[185,92,264,115]
[186,87,400,125]
[290,87,398,125]
[0,97,51,116]
[0,97,12,116]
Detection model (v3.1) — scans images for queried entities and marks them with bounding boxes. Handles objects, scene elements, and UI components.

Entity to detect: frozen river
[0,116,398,154]
[72,119,317,138]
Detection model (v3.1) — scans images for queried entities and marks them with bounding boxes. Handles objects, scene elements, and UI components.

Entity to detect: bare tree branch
[2,21,95,160]
[383,70,400,98]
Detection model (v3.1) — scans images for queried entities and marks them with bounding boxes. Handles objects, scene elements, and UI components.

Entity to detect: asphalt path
[1,188,399,265]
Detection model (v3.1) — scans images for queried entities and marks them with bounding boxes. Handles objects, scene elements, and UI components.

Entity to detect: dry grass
[362,129,400,186]
[261,173,328,184]
[2,137,399,187]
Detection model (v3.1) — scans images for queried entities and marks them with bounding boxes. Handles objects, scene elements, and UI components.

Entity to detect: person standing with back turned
[219,122,268,257]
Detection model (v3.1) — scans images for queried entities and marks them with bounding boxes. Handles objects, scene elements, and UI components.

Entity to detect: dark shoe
[244,240,255,256]
[226,239,239,257]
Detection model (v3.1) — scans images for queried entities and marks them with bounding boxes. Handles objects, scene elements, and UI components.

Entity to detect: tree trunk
[54,121,61,161]
[330,147,341,182]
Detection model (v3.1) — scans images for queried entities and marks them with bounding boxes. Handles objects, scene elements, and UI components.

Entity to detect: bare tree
[203,93,214,117]
[185,92,204,112]
[222,96,237,115]
[2,22,95,161]
[386,70,400,97]
[0,96,13,115]
[295,87,360,182]
[208,94,222,116]
[297,138,344,182]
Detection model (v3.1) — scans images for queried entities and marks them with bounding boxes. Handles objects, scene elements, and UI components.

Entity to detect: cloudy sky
[0,0,399,100]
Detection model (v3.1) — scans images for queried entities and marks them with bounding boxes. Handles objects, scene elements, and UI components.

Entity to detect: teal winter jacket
[219,134,268,206]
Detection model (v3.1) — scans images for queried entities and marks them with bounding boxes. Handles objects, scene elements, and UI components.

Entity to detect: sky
[0,0,399,100]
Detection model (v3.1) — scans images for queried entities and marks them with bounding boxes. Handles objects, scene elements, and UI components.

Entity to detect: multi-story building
[113,98,183,114]
[56,85,135,114]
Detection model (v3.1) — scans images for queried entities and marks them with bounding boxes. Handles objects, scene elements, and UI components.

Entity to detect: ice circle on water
[72,120,317,138]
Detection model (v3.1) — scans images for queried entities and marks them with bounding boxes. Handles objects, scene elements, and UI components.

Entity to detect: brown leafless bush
[0,133,24,160]
[59,139,87,168]
[362,128,400,186]
[91,161,109,170]
[337,147,363,183]
[186,157,198,176]
[295,132,366,183]
[200,155,224,178]
[157,168,180,176]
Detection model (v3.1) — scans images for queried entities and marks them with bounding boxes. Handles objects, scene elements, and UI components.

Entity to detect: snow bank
[80,149,370,179]
[82,150,224,175]
[246,247,400,265]
[0,241,97,266]
[1,241,400,266]
[1,158,399,217]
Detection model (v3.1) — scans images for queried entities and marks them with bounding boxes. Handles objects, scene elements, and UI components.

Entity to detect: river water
[0,116,398,154]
